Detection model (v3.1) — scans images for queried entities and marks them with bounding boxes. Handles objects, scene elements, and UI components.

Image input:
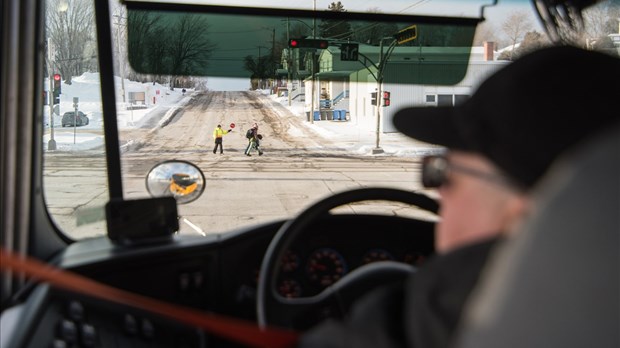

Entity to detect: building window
[427,94,469,106]
[455,94,469,105]
[437,94,453,106]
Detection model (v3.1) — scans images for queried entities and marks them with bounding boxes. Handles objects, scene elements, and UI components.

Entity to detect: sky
[43,72,440,156]
[162,0,529,19]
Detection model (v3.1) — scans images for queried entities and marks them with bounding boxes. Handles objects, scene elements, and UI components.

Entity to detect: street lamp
[58,0,68,12]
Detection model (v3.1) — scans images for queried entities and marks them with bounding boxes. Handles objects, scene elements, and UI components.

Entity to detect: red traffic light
[53,74,62,94]
[382,91,391,107]
[288,38,329,49]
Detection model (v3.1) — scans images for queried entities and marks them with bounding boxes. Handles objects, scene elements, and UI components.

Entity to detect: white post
[47,38,57,150]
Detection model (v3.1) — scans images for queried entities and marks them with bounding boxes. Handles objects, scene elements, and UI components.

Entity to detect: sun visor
[125,2,481,85]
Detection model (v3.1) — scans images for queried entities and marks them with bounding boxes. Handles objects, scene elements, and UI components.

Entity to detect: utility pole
[310,0,317,124]
[287,19,292,106]
[257,46,268,89]
[283,18,314,107]
[113,14,126,103]
[272,27,276,93]
[47,38,57,150]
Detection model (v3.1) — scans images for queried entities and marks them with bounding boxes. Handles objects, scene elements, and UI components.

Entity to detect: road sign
[394,25,417,44]
[340,43,359,61]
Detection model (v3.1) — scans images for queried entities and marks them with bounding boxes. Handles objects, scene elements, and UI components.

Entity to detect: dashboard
[1,214,434,347]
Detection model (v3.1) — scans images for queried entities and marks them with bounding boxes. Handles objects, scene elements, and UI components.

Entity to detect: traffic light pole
[310,52,315,124]
[47,38,57,151]
[372,38,397,155]
[310,2,316,124]
[287,19,292,107]
[113,15,126,103]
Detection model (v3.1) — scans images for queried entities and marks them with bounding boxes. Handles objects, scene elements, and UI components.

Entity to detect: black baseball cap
[393,45,620,189]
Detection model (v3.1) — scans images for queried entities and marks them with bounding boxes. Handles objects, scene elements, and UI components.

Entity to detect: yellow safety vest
[213,127,228,139]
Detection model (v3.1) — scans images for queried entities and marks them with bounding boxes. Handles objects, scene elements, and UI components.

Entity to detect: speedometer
[361,248,394,264]
[306,248,348,288]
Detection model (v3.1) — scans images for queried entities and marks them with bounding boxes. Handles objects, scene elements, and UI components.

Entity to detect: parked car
[61,111,89,127]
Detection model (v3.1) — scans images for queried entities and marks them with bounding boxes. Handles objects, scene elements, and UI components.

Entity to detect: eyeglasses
[421,155,517,189]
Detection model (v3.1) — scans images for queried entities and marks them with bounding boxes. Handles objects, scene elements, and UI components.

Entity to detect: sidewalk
[268,92,444,157]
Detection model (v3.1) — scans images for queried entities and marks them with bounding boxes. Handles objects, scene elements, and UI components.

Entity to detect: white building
[298,42,509,133]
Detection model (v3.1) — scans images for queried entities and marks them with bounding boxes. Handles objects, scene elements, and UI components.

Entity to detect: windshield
[41,0,620,240]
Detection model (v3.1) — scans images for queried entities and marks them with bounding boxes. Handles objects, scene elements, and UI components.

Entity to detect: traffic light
[53,73,61,93]
[394,25,417,44]
[53,74,61,105]
[383,91,391,107]
[288,38,329,49]
[371,92,377,106]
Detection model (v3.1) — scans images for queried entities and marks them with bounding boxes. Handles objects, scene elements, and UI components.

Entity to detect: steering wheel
[257,187,440,329]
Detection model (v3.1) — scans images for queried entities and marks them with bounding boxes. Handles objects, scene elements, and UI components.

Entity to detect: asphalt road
[43,91,434,240]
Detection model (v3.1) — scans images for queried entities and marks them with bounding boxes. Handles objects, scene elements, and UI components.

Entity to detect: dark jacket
[299,237,499,348]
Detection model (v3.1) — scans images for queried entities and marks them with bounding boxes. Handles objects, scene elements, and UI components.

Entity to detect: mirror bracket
[105,197,179,246]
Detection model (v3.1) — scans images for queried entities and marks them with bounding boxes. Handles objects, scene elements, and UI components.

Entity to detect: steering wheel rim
[256,187,439,329]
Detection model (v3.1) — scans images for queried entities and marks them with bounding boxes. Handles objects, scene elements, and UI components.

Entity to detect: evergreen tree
[319,2,352,40]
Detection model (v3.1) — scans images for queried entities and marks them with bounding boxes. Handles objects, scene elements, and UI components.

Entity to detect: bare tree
[46,0,96,84]
[319,1,353,40]
[473,22,500,47]
[168,14,215,79]
[583,1,620,42]
[513,30,551,59]
[111,4,129,81]
[126,12,214,86]
[126,10,163,81]
[501,10,533,60]
[289,22,312,39]
[243,54,275,90]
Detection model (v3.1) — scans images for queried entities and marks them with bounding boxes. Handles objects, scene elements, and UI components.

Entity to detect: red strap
[0,248,299,348]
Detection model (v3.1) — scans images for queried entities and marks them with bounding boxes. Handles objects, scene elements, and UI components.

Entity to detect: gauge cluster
[273,215,434,298]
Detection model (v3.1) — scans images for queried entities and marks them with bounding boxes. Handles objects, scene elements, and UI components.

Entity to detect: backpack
[246,129,253,139]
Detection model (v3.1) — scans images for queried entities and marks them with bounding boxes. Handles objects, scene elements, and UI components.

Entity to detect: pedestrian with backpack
[245,123,263,156]
[213,124,232,154]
